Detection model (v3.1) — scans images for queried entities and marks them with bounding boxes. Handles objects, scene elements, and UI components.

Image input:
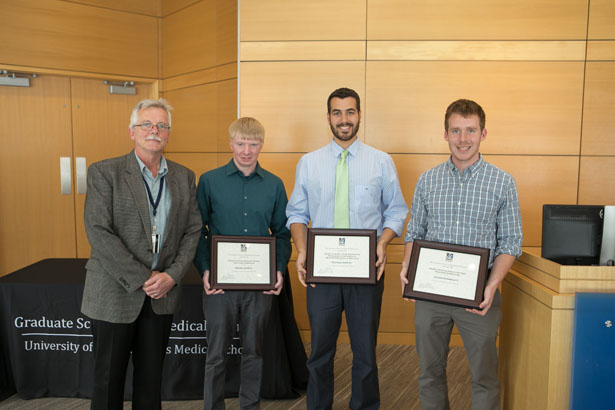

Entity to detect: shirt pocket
[355,184,379,205]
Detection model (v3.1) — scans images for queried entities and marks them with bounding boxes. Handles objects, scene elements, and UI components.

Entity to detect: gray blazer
[81,152,201,323]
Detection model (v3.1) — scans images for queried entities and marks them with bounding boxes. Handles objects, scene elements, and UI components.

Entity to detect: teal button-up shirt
[193,159,291,276]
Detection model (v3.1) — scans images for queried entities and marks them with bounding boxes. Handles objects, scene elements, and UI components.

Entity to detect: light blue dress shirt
[286,139,408,237]
[135,152,171,270]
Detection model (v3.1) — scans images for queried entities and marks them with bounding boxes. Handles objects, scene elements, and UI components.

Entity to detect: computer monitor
[541,204,604,265]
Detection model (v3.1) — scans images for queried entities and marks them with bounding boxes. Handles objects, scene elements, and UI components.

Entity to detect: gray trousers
[203,291,273,410]
[414,290,502,410]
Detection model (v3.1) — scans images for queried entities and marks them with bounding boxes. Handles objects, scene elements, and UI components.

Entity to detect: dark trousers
[203,291,273,410]
[306,279,384,410]
[90,298,173,410]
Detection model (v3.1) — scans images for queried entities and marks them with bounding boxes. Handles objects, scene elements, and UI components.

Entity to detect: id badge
[152,234,161,254]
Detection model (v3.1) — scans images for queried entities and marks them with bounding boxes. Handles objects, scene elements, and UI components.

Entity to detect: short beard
[330,122,360,142]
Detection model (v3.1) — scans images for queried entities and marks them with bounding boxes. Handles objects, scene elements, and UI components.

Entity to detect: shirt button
[244,213,248,216]
[244,229,248,232]
[456,221,460,225]
[244,196,247,200]
[457,202,461,206]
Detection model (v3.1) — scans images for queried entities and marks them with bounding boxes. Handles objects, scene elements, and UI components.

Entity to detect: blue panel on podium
[570,293,615,410]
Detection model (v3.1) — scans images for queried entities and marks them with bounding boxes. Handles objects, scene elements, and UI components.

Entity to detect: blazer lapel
[124,153,152,238]
[162,166,180,244]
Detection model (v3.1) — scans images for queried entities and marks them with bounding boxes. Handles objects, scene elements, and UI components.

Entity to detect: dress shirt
[135,152,171,270]
[193,160,291,276]
[404,155,523,267]
[286,139,408,237]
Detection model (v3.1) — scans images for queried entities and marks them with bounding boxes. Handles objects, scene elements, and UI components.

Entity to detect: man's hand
[202,270,224,295]
[264,271,284,295]
[466,253,515,315]
[399,241,415,302]
[143,271,176,299]
[466,284,497,316]
[296,251,315,288]
[375,241,388,281]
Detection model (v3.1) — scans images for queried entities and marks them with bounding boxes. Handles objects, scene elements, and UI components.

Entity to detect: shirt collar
[446,154,484,176]
[224,159,264,178]
[330,138,360,158]
[134,151,168,180]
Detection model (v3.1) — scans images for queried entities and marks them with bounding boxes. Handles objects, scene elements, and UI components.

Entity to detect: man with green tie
[286,88,408,410]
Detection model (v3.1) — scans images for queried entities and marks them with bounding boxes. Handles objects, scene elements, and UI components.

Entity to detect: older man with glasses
[81,98,201,410]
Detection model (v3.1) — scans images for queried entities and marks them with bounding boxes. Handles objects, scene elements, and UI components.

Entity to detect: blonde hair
[229,117,265,142]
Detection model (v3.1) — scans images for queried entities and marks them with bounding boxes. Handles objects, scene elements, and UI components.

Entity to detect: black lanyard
[142,175,165,217]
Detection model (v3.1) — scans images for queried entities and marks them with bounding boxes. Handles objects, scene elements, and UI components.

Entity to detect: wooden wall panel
[70,0,161,16]
[588,0,615,39]
[257,153,304,197]
[581,62,615,155]
[587,41,615,61]
[240,62,366,153]
[380,264,413,333]
[162,0,199,16]
[365,61,584,156]
[163,153,219,182]
[163,78,237,152]
[216,78,239,152]
[240,0,366,41]
[162,0,217,78]
[217,0,238,66]
[392,154,447,220]
[578,157,615,205]
[485,156,579,247]
[367,41,585,61]
[0,0,159,78]
[241,41,366,62]
[163,82,219,152]
[367,0,588,40]
[161,63,233,92]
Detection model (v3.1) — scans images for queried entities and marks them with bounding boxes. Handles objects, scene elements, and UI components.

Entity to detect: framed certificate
[402,239,490,309]
[211,235,276,290]
[306,229,377,285]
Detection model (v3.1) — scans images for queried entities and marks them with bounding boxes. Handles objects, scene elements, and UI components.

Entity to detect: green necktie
[334,150,350,229]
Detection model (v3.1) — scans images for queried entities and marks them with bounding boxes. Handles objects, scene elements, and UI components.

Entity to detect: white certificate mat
[413,248,481,300]
[312,235,370,278]
[217,242,270,284]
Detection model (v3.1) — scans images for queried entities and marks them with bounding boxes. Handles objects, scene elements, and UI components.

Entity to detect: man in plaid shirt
[400,99,523,410]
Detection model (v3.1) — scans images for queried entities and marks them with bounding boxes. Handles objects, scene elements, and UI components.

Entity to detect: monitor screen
[541,204,604,265]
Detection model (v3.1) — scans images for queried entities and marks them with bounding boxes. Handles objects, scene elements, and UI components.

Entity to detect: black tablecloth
[0,259,307,401]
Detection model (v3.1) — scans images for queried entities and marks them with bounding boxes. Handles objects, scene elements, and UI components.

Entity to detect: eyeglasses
[134,122,171,132]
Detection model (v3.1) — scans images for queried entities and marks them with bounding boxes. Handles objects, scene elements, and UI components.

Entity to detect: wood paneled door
[0,74,154,276]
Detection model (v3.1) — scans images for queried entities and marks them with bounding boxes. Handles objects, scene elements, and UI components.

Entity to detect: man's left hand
[466,284,497,316]
[264,271,284,295]
[375,242,387,281]
[143,271,176,299]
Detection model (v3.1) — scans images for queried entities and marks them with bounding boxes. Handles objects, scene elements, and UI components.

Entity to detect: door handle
[76,157,87,194]
[60,157,72,195]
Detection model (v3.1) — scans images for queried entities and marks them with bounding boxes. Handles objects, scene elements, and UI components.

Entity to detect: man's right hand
[203,270,224,295]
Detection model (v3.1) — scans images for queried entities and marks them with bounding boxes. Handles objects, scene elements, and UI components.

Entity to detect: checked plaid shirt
[404,155,523,267]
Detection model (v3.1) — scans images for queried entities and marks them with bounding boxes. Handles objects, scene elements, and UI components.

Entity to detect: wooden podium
[499,248,615,410]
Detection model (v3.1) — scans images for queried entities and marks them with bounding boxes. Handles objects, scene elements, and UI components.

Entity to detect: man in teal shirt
[194,117,291,410]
